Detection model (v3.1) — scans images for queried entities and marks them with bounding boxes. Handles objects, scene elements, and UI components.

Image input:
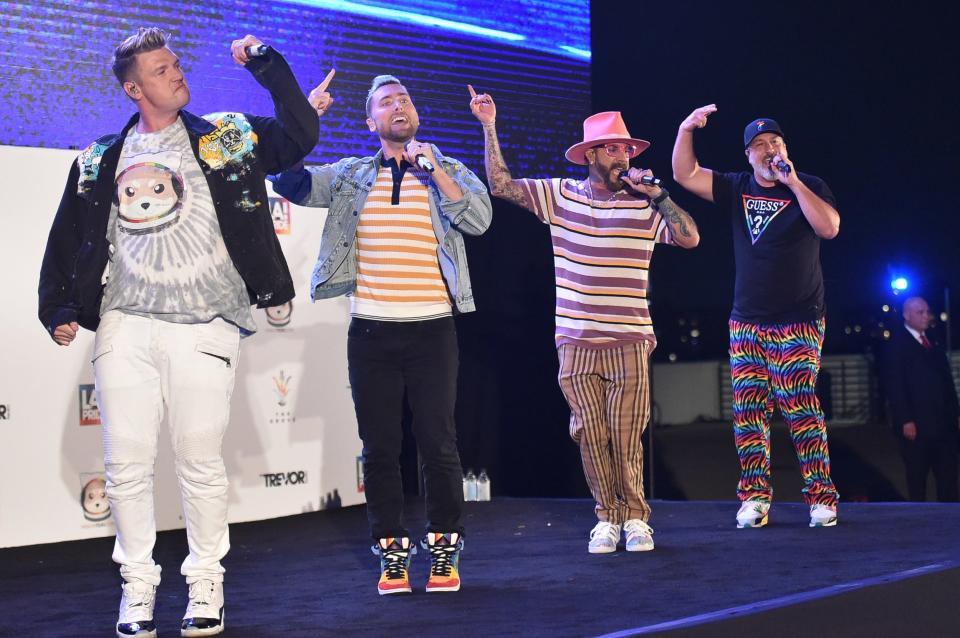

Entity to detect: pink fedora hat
[565,111,650,165]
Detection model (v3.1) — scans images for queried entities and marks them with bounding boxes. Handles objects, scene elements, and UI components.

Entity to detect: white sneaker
[809,504,838,527]
[116,581,157,638]
[623,519,655,552]
[180,580,224,637]
[736,501,770,528]
[588,521,621,554]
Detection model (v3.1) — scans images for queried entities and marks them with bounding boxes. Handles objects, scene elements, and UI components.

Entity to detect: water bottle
[476,469,491,501]
[463,469,477,502]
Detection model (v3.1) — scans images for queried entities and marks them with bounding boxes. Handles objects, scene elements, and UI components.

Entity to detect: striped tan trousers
[557,341,652,524]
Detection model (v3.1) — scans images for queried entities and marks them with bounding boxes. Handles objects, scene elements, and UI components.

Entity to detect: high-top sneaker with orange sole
[423,532,463,593]
[373,537,415,595]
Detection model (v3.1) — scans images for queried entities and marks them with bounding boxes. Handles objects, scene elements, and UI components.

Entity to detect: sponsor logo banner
[79,384,100,426]
[79,472,112,523]
[260,470,307,487]
[271,196,292,235]
[265,301,293,328]
[270,370,295,424]
[356,455,365,493]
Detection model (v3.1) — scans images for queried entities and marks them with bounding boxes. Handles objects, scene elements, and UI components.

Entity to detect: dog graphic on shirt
[115,151,185,235]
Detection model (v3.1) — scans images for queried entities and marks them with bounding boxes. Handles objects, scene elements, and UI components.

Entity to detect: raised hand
[468,84,496,125]
[680,104,717,132]
[230,34,265,65]
[308,68,336,116]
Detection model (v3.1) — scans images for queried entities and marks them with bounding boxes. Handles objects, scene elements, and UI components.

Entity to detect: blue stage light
[283,0,527,42]
[891,277,909,291]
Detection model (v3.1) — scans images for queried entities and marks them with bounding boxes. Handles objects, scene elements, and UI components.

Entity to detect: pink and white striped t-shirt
[517,178,674,349]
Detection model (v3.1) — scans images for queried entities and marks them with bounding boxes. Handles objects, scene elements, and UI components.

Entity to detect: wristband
[652,188,670,204]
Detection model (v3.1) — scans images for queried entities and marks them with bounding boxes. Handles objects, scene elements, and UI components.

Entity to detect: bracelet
[652,188,670,204]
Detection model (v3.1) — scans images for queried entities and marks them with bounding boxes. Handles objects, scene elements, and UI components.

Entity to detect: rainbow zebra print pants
[729,319,839,506]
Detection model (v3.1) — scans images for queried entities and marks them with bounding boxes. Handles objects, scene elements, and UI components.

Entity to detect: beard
[591,163,627,191]
[377,120,418,144]
[754,156,779,182]
[605,165,627,191]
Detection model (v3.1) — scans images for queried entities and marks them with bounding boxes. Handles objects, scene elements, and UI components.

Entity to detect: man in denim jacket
[271,74,491,596]
[38,29,317,637]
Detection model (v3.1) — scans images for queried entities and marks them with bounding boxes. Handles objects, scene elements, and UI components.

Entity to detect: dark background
[453,0,960,499]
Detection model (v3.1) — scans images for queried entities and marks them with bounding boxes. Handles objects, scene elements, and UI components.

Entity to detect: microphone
[405,142,435,173]
[773,159,791,174]
[620,172,661,186]
[245,44,268,57]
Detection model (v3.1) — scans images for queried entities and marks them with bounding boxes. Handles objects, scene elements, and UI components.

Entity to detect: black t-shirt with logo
[712,170,836,324]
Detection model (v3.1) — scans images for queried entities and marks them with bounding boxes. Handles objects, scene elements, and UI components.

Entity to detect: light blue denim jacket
[272,147,491,313]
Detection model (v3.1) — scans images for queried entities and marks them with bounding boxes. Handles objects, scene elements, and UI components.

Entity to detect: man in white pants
[38,28,318,637]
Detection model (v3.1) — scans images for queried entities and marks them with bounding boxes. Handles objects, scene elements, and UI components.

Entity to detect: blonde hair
[365,75,404,115]
[112,27,170,85]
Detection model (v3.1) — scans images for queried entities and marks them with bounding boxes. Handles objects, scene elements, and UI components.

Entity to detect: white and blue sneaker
[736,501,770,528]
[116,581,157,638]
[809,504,838,527]
[180,579,224,636]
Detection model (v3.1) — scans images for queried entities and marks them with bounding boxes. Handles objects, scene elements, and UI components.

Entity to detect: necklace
[584,179,621,204]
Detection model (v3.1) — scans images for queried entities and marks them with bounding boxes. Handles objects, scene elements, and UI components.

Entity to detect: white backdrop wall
[0,145,363,548]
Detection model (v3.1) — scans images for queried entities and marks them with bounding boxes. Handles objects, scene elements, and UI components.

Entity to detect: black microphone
[405,142,435,173]
[620,172,661,186]
[245,44,268,57]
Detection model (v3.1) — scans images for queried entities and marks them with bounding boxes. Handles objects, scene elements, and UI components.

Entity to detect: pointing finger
[316,68,336,92]
[467,84,477,98]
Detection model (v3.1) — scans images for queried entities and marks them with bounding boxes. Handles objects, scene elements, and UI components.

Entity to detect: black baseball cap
[743,118,785,148]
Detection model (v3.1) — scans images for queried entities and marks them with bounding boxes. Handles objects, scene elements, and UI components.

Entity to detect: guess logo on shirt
[741,195,791,244]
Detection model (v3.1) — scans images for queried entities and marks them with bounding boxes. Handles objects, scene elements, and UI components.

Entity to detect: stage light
[891,277,909,291]
[287,1,527,43]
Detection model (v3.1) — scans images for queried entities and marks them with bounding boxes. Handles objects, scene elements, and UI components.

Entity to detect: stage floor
[2,498,958,637]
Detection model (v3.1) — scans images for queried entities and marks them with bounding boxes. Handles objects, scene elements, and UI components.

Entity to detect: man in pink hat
[468,86,699,553]
[672,105,841,529]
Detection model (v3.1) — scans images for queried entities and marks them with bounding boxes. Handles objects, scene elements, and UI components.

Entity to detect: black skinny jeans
[348,316,464,540]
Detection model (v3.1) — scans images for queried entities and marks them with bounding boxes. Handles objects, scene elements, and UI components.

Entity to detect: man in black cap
[671,105,841,529]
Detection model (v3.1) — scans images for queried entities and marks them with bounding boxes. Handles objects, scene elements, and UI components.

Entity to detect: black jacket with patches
[38,48,318,336]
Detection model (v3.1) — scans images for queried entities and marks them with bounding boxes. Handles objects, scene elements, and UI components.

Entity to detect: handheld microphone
[405,142,435,173]
[620,172,661,186]
[773,159,791,174]
[245,44,268,57]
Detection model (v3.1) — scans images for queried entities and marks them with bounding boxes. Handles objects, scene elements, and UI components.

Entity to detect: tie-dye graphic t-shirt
[100,119,255,332]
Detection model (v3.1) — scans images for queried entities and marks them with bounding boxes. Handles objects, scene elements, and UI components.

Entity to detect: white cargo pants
[93,310,240,586]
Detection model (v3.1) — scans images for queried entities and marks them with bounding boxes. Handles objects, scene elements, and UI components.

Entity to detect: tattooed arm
[656,196,700,249]
[621,168,699,249]
[467,85,530,210]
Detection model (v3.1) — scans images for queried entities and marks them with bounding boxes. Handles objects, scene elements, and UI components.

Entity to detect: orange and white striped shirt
[350,163,452,320]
